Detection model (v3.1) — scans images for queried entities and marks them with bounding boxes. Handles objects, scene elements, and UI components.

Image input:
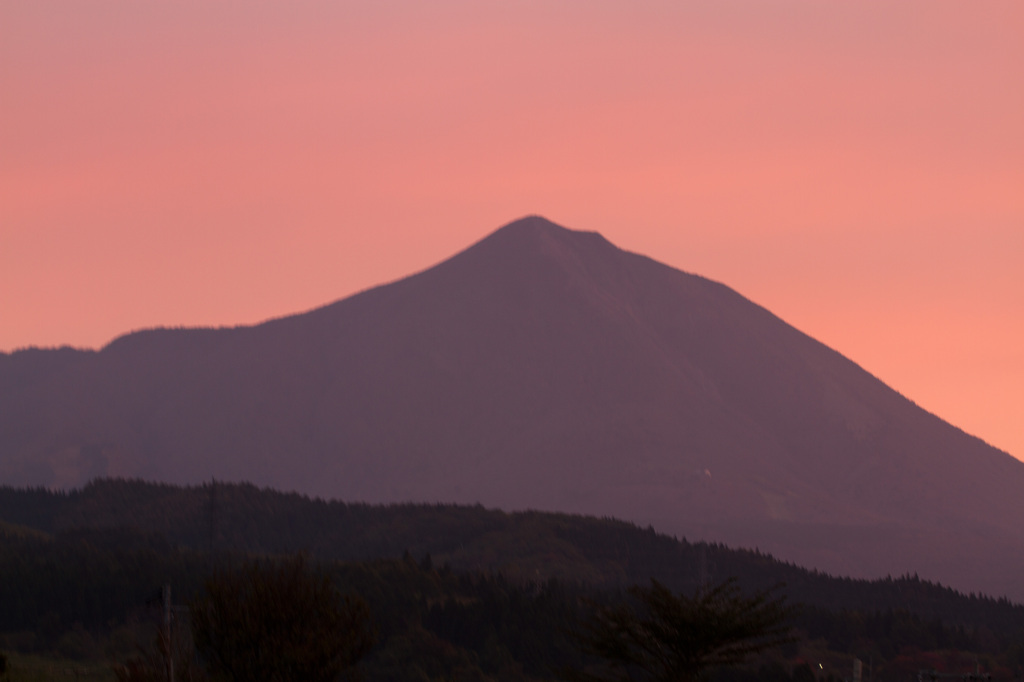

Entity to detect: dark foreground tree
[565,578,796,682]
[190,556,375,682]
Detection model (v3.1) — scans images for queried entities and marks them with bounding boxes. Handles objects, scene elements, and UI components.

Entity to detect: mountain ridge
[2,216,1022,598]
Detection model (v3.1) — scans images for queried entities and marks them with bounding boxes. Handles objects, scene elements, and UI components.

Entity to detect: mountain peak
[453,215,619,277]
[498,214,562,230]
[478,215,611,251]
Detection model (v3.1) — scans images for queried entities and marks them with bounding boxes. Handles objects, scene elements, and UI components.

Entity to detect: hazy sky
[2,1,1022,460]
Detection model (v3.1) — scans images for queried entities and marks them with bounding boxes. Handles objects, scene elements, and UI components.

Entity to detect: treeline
[1,534,1023,680]
[0,530,209,656]
[2,479,1022,627]
[2,479,1024,680]
[0,533,587,680]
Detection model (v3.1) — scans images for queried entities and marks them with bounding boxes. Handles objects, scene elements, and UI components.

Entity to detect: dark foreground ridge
[2,478,1021,614]
[3,216,1024,600]
[2,479,1024,682]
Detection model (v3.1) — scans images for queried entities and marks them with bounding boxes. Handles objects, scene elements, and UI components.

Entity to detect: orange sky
[2,1,1022,461]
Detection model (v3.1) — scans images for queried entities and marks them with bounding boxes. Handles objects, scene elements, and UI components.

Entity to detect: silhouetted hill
[2,216,1023,598]
[2,478,1022,626]
[5,480,1024,682]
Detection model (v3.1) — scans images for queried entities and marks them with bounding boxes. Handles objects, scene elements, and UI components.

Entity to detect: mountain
[2,216,1023,598]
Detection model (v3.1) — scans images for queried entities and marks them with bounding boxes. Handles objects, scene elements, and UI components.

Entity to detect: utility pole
[208,478,218,556]
[697,544,714,596]
[163,584,174,682]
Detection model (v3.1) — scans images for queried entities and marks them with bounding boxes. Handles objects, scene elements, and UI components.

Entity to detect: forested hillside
[1,479,1023,681]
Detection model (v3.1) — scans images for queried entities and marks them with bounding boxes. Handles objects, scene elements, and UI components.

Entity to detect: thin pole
[164,584,173,682]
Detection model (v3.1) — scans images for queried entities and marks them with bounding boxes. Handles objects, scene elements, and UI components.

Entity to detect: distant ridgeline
[2,478,1024,681]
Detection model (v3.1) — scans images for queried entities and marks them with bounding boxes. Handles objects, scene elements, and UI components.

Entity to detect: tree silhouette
[565,578,796,682]
[190,555,375,682]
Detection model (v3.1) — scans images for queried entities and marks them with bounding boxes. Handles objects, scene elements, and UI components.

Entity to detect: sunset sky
[2,2,1022,460]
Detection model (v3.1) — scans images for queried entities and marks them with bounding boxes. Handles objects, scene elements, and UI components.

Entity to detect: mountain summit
[3,216,1023,598]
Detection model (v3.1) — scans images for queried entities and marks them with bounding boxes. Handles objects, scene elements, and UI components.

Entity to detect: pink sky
[2,1,1022,460]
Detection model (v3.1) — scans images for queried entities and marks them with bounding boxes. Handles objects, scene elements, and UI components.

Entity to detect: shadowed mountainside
[2,216,1023,598]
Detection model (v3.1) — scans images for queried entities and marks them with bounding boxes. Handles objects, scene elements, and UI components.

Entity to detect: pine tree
[566,578,796,682]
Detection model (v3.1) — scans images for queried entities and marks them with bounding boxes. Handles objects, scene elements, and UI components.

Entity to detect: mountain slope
[2,216,1022,597]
